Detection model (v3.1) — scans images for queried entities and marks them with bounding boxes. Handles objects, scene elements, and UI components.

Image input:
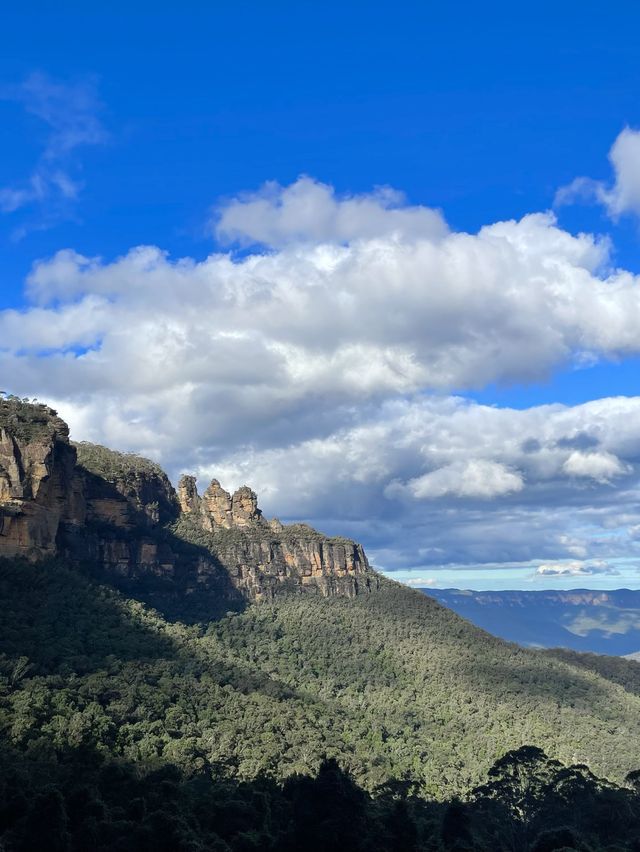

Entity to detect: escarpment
[174,475,374,599]
[0,398,376,603]
[0,399,79,559]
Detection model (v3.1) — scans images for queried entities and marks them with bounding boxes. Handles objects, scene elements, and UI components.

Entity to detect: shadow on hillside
[0,557,176,673]
[543,646,640,699]
[103,521,248,626]
[2,736,640,851]
[63,467,248,626]
[0,557,305,705]
[0,739,443,852]
[452,651,624,719]
[3,559,640,849]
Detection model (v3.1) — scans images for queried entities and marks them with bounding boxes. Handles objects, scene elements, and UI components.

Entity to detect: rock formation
[231,485,262,527]
[0,398,377,603]
[174,475,374,599]
[177,474,199,514]
[0,398,78,559]
[75,441,178,530]
[192,477,264,530]
[201,479,234,529]
[207,527,372,599]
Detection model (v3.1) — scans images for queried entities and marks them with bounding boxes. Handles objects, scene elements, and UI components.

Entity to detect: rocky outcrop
[202,479,234,529]
[206,527,373,600]
[178,474,199,515]
[189,476,264,530]
[173,476,375,600]
[231,486,262,527]
[74,442,179,529]
[64,442,182,582]
[0,399,377,604]
[0,399,78,559]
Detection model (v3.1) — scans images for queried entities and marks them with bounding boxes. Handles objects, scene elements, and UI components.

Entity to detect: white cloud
[0,73,106,225]
[536,560,619,577]
[5,176,640,575]
[389,460,524,500]
[556,127,640,220]
[200,393,640,502]
[562,450,629,483]
[189,393,640,571]
[215,176,448,246]
[6,188,640,418]
[605,128,640,216]
[403,577,438,587]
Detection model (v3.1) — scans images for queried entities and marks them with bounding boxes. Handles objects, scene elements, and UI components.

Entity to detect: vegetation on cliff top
[73,441,168,483]
[173,512,357,550]
[0,396,64,443]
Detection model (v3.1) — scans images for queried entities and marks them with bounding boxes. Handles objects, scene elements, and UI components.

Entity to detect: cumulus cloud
[535,560,619,577]
[562,450,629,483]
[5,176,640,575]
[556,127,640,219]
[215,176,448,246]
[193,393,640,569]
[388,460,524,500]
[6,190,640,417]
[0,72,106,227]
[404,577,439,587]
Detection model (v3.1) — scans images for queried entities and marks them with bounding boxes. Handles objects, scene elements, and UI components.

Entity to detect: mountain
[0,396,375,612]
[3,397,640,849]
[423,588,640,655]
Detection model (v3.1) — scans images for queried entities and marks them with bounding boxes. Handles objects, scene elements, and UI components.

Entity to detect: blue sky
[3,0,640,299]
[3,1,640,588]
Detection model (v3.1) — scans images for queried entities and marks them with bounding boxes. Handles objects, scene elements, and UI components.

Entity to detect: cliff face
[74,442,179,530]
[214,531,372,600]
[61,442,182,585]
[174,475,375,600]
[0,399,79,559]
[0,399,376,603]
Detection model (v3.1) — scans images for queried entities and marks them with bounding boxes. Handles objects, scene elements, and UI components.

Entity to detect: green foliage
[3,562,640,795]
[2,559,640,848]
[544,646,640,696]
[0,397,58,442]
[73,441,167,483]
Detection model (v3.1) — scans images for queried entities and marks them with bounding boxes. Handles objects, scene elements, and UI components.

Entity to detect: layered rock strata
[175,474,373,599]
[0,399,78,559]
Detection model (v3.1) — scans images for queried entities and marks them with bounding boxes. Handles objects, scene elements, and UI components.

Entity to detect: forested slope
[210,575,640,792]
[3,560,640,797]
[4,559,640,848]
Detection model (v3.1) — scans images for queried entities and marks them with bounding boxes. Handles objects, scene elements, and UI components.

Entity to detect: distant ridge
[423,587,640,655]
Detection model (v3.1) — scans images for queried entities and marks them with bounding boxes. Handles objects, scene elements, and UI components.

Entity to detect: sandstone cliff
[0,398,78,559]
[0,398,376,604]
[174,474,374,599]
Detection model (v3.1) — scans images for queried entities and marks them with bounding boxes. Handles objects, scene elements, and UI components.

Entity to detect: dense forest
[3,557,640,850]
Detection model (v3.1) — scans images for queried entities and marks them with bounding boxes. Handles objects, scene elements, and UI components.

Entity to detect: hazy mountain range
[423,588,640,655]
